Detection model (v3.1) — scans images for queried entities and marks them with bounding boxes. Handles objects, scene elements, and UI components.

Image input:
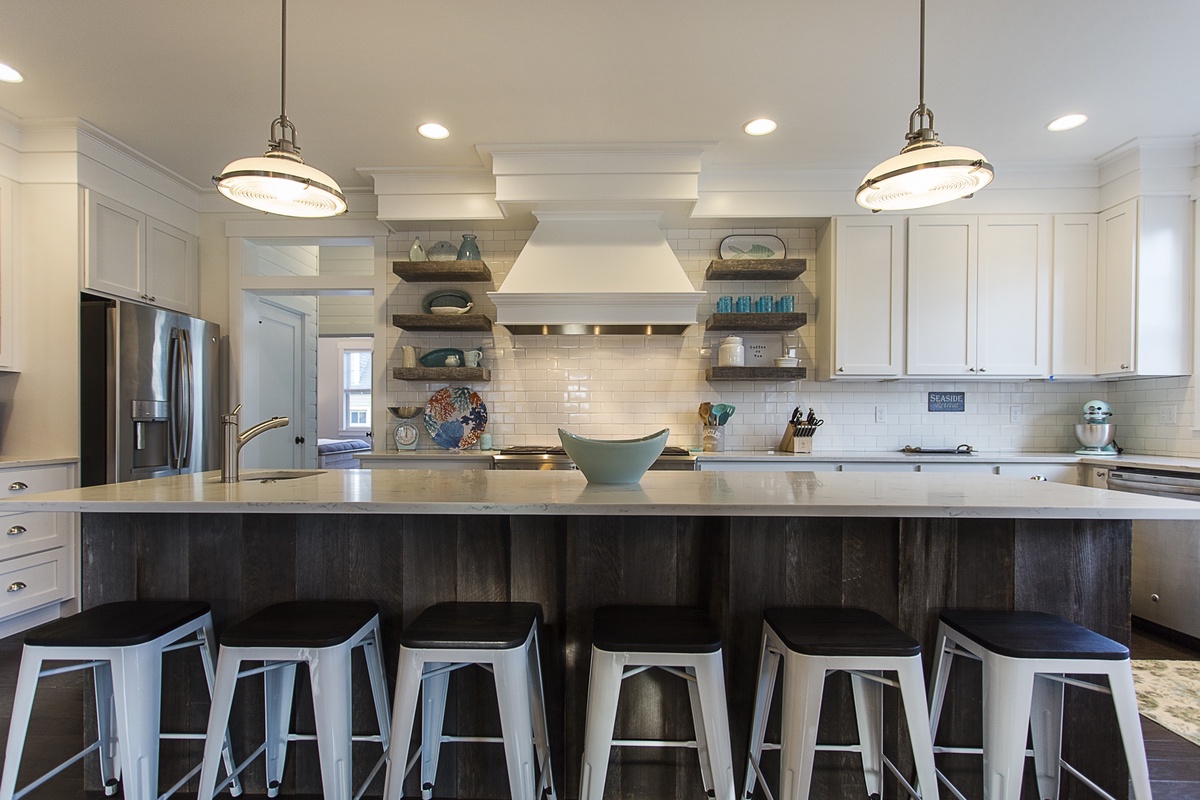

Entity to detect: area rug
[1131,659,1200,746]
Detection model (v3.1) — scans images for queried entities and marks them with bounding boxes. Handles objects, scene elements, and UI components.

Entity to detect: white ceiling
[2,0,1199,195]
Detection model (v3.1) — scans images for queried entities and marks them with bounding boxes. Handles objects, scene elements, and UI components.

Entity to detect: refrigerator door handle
[175,328,194,468]
[168,329,182,469]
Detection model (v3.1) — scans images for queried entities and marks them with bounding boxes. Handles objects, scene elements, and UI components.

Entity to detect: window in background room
[341,346,372,433]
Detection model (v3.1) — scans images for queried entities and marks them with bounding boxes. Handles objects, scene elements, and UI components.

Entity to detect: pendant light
[855,0,993,212]
[213,0,346,217]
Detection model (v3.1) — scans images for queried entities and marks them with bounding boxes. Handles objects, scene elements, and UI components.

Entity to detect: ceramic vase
[456,233,480,261]
[409,237,426,261]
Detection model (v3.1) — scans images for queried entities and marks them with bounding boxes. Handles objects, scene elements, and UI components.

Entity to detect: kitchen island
[6,469,1198,800]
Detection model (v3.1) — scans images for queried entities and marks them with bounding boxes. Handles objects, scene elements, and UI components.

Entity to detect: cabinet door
[1051,215,1097,377]
[976,216,1050,377]
[1096,199,1137,375]
[996,463,1080,484]
[906,217,977,375]
[829,218,904,377]
[0,176,17,371]
[145,217,198,314]
[85,192,145,301]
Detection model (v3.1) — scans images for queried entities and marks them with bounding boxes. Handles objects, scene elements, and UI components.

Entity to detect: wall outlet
[1009,406,1022,424]
[875,405,887,424]
[1159,404,1177,425]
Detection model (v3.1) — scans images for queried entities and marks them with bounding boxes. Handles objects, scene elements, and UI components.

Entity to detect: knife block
[778,424,813,454]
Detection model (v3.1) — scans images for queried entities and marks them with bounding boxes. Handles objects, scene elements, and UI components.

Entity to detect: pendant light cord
[280,0,288,121]
[917,0,925,109]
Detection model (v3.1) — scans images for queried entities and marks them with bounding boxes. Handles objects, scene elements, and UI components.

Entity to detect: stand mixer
[1074,399,1119,456]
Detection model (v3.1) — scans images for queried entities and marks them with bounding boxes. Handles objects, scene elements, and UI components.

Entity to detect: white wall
[383,223,1172,454]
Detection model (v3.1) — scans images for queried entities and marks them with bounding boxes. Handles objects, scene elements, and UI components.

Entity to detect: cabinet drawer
[0,550,69,619]
[0,511,66,559]
[0,465,74,497]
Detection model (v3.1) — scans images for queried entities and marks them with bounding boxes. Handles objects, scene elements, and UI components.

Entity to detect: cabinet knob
[1151,593,1160,603]
[295,436,306,445]
[968,367,976,372]
[7,525,26,536]
[1121,364,1130,370]
[979,368,987,373]
[8,481,27,491]
[837,367,844,373]
[6,582,26,593]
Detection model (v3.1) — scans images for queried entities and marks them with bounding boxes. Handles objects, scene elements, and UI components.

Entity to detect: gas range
[493,444,696,471]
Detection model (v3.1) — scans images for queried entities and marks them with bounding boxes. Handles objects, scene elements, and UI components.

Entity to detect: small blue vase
[456,234,480,261]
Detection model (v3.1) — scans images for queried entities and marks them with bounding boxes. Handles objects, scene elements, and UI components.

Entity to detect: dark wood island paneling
[80,512,1133,800]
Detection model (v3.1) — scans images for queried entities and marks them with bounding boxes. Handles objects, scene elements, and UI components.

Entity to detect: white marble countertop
[696,450,1084,463]
[3,468,1200,519]
[0,457,79,469]
[1079,454,1200,474]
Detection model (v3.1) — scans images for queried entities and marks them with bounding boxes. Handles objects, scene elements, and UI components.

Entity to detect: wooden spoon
[699,402,713,424]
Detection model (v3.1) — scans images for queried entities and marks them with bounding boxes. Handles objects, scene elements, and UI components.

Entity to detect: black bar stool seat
[25,600,210,648]
[591,604,722,654]
[940,609,1130,660]
[763,606,921,657]
[220,600,380,648]
[398,601,543,649]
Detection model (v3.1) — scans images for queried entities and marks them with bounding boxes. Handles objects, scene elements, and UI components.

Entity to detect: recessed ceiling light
[418,123,450,140]
[1046,114,1088,132]
[743,118,777,136]
[0,63,24,83]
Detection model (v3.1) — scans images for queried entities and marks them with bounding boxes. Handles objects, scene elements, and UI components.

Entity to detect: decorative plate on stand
[423,387,488,449]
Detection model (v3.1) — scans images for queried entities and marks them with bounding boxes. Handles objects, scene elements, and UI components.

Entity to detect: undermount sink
[240,470,326,482]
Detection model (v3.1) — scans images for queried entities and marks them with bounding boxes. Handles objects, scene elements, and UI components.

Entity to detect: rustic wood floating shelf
[392,367,491,382]
[705,258,807,281]
[392,260,493,283]
[706,366,807,381]
[392,314,494,332]
[706,312,807,332]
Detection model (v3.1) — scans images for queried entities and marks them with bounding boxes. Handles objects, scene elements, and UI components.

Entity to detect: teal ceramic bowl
[558,428,669,484]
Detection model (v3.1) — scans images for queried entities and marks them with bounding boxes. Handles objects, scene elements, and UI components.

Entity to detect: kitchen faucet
[220,404,289,483]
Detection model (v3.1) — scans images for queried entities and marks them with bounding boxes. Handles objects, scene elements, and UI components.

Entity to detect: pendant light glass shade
[216,151,347,217]
[213,0,345,218]
[854,0,993,211]
[855,142,993,211]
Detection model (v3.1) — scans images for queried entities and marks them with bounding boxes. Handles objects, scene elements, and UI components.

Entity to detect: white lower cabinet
[0,463,78,636]
[696,460,840,472]
[996,463,1080,484]
[359,455,494,471]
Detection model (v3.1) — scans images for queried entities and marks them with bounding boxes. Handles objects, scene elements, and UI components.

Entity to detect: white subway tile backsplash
[385,223,1194,457]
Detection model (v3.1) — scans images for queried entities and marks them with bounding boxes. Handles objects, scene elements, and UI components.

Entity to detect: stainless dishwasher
[1106,468,1200,640]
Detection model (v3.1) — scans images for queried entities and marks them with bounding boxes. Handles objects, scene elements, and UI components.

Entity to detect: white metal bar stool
[578,605,736,800]
[927,610,1151,800]
[742,607,939,800]
[195,600,391,800]
[0,600,241,800]
[382,602,556,800]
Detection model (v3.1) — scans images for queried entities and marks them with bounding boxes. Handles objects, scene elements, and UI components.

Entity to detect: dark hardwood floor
[0,624,1197,798]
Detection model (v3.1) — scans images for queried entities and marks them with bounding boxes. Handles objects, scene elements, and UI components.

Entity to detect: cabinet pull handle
[8,481,27,491]
[7,582,26,593]
[7,525,26,536]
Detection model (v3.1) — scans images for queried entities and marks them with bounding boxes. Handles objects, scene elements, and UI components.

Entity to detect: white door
[245,298,305,468]
[830,217,905,377]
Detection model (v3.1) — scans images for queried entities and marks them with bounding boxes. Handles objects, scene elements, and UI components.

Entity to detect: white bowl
[774,357,799,367]
[430,303,473,315]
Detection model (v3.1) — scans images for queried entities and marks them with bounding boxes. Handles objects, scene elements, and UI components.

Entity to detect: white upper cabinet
[1095,197,1192,378]
[0,176,18,371]
[815,217,904,379]
[906,216,1050,378]
[84,190,198,315]
[1051,215,1098,377]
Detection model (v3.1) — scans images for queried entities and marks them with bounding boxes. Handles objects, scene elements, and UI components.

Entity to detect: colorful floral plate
[423,387,488,449]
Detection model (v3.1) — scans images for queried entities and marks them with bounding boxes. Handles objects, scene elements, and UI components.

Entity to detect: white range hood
[488,211,705,335]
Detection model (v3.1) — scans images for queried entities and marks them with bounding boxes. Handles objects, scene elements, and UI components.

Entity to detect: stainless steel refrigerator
[80,296,221,485]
